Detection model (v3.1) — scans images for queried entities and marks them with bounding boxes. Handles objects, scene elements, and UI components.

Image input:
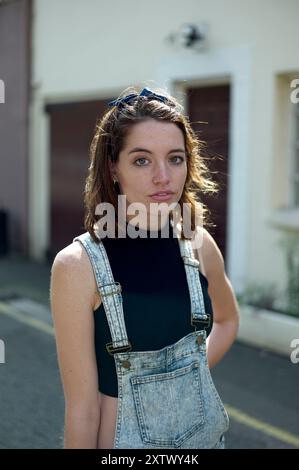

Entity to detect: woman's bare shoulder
[51,240,99,311]
[51,241,92,283]
[53,240,88,266]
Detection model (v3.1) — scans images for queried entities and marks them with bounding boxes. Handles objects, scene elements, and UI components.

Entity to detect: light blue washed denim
[73,223,229,449]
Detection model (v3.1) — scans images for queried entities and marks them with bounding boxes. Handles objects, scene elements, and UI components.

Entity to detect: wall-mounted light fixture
[165,23,208,52]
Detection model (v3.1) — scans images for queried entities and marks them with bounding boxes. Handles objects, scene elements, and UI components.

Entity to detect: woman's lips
[149,192,174,201]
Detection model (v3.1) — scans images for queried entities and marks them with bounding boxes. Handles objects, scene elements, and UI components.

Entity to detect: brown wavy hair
[84,85,219,243]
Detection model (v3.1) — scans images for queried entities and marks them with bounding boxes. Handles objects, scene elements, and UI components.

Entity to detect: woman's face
[110,119,187,226]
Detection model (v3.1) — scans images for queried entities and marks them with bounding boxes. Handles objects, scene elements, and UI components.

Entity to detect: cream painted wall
[30,0,299,299]
[32,0,299,95]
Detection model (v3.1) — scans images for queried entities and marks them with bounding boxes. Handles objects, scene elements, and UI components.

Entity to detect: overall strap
[72,232,131,355]
[176,230,211,331]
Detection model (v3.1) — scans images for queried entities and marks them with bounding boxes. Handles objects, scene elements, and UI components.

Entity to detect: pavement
[0,253,298,449]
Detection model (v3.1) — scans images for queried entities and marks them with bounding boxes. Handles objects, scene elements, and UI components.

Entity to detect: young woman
[50,86,240,449]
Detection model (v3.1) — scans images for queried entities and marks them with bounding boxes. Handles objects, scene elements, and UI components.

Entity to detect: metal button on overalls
[121,360,131,369]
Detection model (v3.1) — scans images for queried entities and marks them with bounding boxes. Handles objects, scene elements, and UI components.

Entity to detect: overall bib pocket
[130,361,205,448]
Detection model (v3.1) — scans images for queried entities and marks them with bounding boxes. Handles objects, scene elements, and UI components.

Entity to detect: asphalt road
[0,299,298,449]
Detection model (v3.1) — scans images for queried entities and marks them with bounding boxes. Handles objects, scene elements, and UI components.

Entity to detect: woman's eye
[134,157,148,166]
[170,156,184,164]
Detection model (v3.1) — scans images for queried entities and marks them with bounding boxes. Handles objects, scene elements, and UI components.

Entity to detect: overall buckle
[191,314,211,331]
[106,341,132,356]
[101,281,122,297]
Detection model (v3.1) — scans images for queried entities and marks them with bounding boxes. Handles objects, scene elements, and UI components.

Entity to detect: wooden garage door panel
[187,85,230,260]
[47,99,109,260]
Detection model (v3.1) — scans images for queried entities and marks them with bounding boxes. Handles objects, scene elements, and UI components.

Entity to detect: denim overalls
[73,223,229,449]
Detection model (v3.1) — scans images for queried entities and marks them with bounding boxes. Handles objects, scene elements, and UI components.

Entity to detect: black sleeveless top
[93,219,213,397]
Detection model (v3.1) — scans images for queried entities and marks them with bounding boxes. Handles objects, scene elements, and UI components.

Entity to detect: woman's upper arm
[193,227,240,325]
[50,242,100,417]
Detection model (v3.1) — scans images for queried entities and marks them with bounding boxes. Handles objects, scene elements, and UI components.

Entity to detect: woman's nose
[152,164,170,185]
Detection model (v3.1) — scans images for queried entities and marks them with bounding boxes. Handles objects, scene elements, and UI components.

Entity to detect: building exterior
[1,0,299,301]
